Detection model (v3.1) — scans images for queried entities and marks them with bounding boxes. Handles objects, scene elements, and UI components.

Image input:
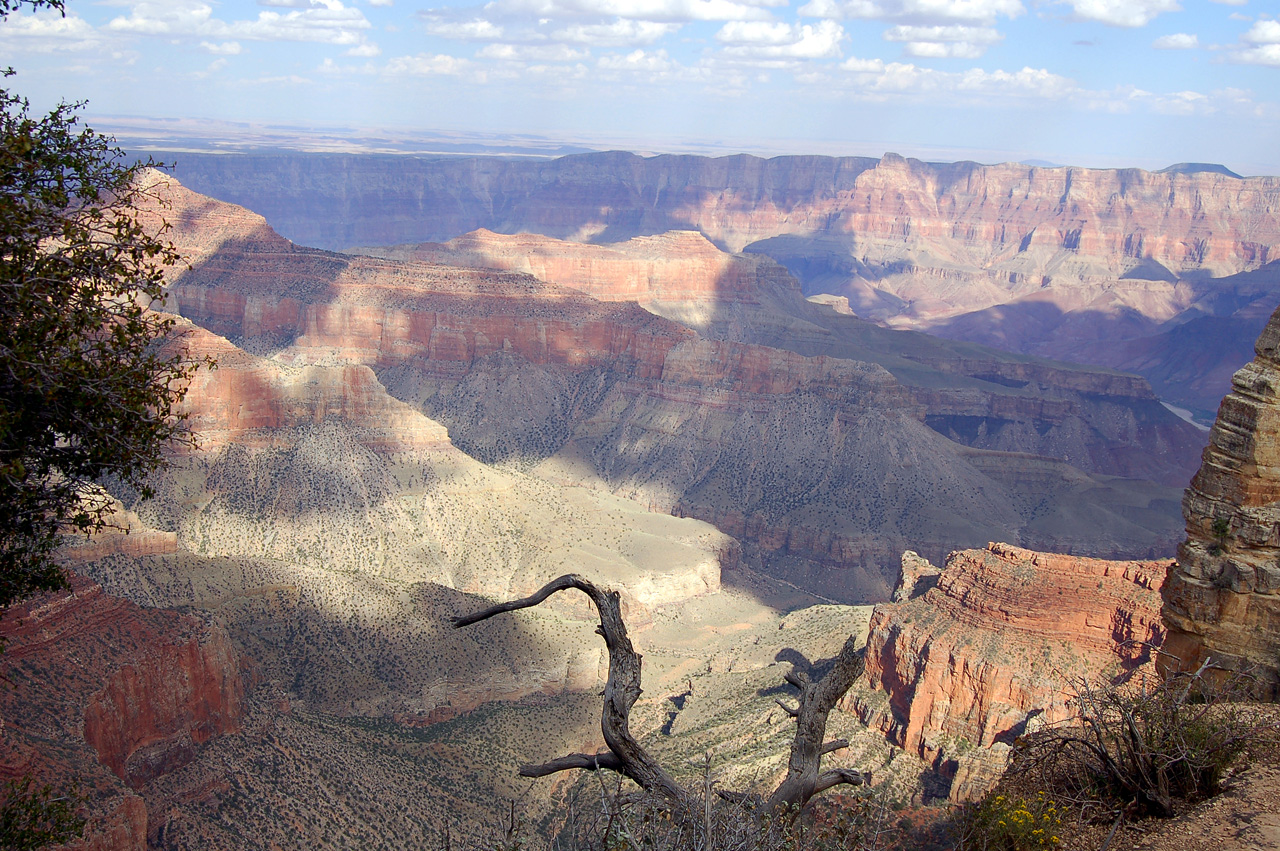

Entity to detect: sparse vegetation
[1005,663,1276,819]
[953,792,1061,851]
[0,775,83,851]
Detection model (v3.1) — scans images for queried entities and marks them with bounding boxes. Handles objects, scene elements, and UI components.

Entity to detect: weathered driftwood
[453,573,869,822]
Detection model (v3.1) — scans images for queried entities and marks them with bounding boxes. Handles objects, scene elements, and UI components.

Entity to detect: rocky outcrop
[360,228,798,306]
[892,551,941,602]
[848,543,1169,800]
[1161,304,1280,698]
[0,574,245,849]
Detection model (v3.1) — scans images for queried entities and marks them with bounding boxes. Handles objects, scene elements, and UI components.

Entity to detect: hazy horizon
[2,0,1278,176]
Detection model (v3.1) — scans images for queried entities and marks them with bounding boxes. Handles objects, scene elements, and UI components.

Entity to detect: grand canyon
[5,151,1280,850]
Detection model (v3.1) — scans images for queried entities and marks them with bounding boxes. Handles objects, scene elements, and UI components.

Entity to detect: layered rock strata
[368,226,1205,489]
[0,575,244,849]
[166,152,1279,274]
[849,543,1168,800]
[162,152,1280,420]
[136,179,1197,599]
[1161,304,1280,697]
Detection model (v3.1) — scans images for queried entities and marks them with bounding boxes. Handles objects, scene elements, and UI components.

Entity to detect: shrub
[1010,665,1274,818]
[954,792,1061,851]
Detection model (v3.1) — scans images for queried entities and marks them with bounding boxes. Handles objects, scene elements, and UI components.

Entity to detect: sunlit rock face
[1161,304,1280,698]
[124,175,1201,602]
[848,543,1168,801]
[163,152,1280,420]
[358,228,797,308]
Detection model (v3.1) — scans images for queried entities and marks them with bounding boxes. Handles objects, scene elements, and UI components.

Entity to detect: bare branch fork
[453,573,870,824]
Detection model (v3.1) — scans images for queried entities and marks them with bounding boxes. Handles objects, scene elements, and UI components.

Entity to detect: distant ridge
[1159,162,1243,178]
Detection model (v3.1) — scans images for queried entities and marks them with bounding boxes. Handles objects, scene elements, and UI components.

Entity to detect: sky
[1,0,1279,173]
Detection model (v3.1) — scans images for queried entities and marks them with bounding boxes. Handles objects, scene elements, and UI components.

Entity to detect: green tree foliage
[0,776,83,851]
[0,0,202,610]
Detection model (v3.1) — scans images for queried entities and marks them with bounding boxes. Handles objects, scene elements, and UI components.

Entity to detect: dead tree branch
[454,574,870,824]
[766,634,870,812]
[454,574,697,818]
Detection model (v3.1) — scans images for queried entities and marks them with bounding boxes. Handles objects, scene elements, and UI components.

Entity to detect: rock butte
[136,176,1201,601]
[164,151,1280,417]
[849,543,1168,801]
[1162,303,1280,697]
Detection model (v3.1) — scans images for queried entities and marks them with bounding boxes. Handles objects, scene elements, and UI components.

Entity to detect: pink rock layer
[369,228,798,305]
[848,543,1168,798]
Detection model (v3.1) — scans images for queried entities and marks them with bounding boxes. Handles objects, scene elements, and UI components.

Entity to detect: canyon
[165,150,1280,422]
[6,152,1279,849]
[143,174,1202,603]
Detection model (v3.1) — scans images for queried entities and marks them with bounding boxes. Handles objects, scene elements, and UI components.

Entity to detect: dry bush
[1008,663,1276,819]
[545,774,902,851]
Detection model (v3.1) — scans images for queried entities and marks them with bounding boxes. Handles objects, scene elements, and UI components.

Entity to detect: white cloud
[597,47,676,70]
[552,19,680,45]
[346,41,381,54]
[1229,43,1280,65]
[1147,89,1206,115]
[384,52,473,74]
[1224,19,1280,65]
[1243,20,1280,44]
[716,19,847,58]
[478,42,589,59]
[190,56,228,78]
[900,40,982,56]
[244,74,314,84]
[798,0,1023,25]
[1208,0,1245,5]
[837,55,1075,99]
[1152,32,1196,48]
[422,17,505,39]
[0,10,105,51]
[486,0,782,23]
[107,0,375,47]
[883,24,1001,57]
[368,0,394,5]
[200,40,243,53]
[1064,0,1180,28]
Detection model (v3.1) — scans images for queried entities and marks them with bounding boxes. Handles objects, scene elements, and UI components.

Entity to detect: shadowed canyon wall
[161,151,1280,420]
[141,176,1200,602]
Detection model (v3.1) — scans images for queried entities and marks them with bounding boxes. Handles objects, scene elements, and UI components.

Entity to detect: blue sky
[2,0,1278,173]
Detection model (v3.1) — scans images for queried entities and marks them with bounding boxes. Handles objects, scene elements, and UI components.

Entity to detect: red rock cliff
[1161,303,1280,697]
[0,575,245,848]
[849,543,1168,799]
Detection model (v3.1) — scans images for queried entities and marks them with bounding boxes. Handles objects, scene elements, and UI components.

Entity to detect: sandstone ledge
[848,543,1168,800]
